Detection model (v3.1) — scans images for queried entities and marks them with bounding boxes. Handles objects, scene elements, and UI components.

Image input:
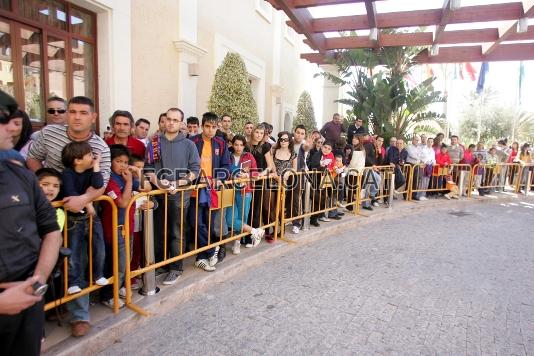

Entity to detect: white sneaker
[119,287,127,299]
[318,216,330,222]
[444,193,451,200]
[245,243,253,248]
[292,226,300,234]
[419,196,428,201]
[372,201,380,207]
[95,277,108,286]
[232,240,241,255]
[195,259,216,271]
[102,298,125,309]
[67,286,82,295]
[251,228,264,247]
[208,252,218,267]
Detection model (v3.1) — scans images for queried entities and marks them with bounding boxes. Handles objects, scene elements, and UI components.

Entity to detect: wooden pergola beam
[292,0,378,8]
[271,0,327,52]
[302,43,534,64]
[320,27,534,49]
[433,0,458,49]
[304,2,524,33]
[482,0,534,55]
[364,0,378,47]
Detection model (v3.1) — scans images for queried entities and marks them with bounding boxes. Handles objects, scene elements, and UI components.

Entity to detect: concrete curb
[44,193,532,355]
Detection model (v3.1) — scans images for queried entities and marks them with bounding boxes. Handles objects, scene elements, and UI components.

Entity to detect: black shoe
[217,246,226,263]
[362,206,373,211]
[330,215,342,220]
[310,220,320,227]
[337,212,345,216]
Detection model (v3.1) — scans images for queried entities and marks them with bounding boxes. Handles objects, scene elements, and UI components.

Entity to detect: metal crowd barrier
[468,163,522,196]
[279,170,343,237]
[45,196,120,314]
[517,163,534,194]
[356,166,395,214]
[122,176,281,315]
[406,163,472,200]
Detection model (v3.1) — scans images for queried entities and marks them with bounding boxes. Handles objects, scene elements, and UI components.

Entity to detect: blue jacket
[189,134,231,182]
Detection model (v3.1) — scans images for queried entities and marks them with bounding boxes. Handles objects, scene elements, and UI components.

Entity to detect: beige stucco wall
[130,0,182,125]
[72,0,321,134]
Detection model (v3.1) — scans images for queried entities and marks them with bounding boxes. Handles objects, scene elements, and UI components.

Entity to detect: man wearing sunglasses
[46,96,67,125]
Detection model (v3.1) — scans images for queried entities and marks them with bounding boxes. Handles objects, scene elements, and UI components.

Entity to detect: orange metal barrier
[468,163,522,196]
[279,170,343,237]
[45,196,120,314]
[516,163,534,193]
[407,164,472,200]
[356,166,395,214]
[122,176,281,315]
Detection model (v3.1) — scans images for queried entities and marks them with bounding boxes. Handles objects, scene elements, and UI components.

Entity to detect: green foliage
[292,91,318,133]
[316,44,445,139]
[208,53,259,133]
[459,88,534,144]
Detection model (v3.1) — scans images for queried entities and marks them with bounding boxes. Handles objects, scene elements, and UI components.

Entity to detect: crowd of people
[1,94,533,345]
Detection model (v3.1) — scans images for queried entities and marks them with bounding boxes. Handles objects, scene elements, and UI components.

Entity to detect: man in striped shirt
[27,96,111,337]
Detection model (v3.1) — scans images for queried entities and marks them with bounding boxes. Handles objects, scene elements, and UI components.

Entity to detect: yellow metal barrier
[45,196,120,314]
[407,163,472,200]
[517,163,534,193]
[468,163,522,196]
[123,176,281,315]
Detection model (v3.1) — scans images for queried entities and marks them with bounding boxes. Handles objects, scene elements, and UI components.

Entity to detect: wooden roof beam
[271,0,327,52]
[482,0,534,55]
[302,43,534,64]
[319,27,534,50]
[304,2,524,33]
[364,0,379,47]
[432,0,461,55]
[292,0,377,8]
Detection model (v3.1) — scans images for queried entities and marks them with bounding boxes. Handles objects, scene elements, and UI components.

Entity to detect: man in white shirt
[406,135,424,200]
[419,137,436,200]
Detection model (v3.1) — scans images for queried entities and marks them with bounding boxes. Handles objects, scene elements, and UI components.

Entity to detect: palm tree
[316,44,445,138]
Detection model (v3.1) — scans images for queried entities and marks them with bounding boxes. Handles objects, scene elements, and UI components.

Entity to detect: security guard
[0,91,62,356]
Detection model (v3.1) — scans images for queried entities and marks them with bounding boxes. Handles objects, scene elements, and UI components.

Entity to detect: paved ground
[100,200,534,355]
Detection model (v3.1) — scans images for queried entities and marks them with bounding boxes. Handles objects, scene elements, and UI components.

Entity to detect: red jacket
[435,152,451,166]
[106,135,146,159]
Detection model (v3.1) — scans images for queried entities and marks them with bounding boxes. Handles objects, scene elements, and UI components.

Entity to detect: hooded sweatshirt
[146,132,201,183]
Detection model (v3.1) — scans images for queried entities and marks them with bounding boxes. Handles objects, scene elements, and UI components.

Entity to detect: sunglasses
[279,138,289,143]
[47,109,66,114]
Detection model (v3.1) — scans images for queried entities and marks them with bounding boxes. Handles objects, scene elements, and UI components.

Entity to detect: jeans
[100,227,127,301]
[362,170,381,207]
[66,237,90,322]
[67,214,106,287]
[225,192,252,234]
[188,198,220,261]
[154,195,189,272]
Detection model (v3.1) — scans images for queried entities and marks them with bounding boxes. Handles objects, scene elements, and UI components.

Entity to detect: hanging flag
[476,62,489,94]
[518,61,525,106]
[465,62,477,81]
[425,64,434,78]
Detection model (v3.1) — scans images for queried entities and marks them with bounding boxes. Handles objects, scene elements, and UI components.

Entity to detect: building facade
[0,0,334,134]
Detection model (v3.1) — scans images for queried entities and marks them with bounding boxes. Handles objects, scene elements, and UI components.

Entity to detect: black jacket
[347,124,365,144]
[0,160,59,282]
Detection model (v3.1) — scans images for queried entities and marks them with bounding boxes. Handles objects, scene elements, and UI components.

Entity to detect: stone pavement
[98,199,534,355]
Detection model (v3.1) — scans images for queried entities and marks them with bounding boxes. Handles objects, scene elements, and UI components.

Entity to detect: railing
[407,163,472,200]
[40,162,533,318]
[45,196,120,314]
[122,176,281,315]
[468,163,522,196]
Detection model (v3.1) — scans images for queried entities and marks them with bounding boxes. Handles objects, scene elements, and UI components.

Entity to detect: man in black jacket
[347,117,365,144]
[0,91,62,355]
